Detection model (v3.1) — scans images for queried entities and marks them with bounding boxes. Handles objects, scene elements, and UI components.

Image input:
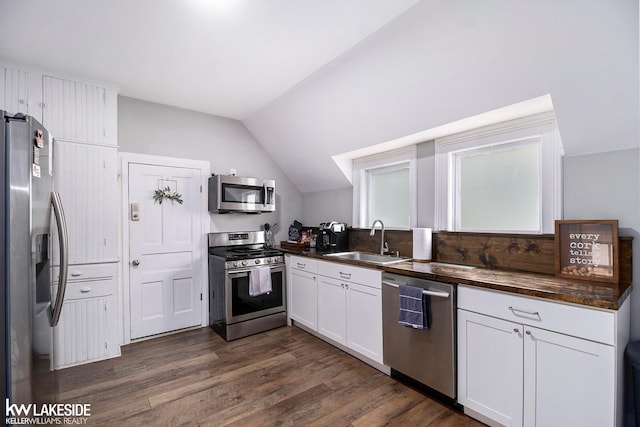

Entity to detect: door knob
[132,259,140,266]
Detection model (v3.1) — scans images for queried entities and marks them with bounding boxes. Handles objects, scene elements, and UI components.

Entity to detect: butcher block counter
[281,247,631,310]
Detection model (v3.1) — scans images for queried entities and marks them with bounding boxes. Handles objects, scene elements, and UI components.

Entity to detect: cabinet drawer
[317,261,381,289]
[63,278,115,300]
[53,263,117,282]
[458,285,615,345]
[288,256,318,273]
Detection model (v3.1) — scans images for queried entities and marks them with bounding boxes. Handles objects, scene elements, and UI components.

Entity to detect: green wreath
[153,186,183,204]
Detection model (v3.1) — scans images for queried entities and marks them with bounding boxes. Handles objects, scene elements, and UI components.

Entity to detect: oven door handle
[228,265,284,275]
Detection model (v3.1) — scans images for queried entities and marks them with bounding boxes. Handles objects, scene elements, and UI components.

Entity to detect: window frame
[353,146,417,230]
[435,112,563,234]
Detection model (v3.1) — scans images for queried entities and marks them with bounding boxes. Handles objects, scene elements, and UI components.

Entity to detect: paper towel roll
[413,228,432,261]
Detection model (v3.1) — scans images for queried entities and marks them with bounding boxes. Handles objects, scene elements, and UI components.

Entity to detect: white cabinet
[345,281,382,363]
[1,66,30,115]
[317,275,346,343]
[286,256,384,366]
[317,261,383,364]
[52,141,118,265]
[287,256,318,330]
[53,264,120,369]
[458,285,627,427]
[42,75,116,146]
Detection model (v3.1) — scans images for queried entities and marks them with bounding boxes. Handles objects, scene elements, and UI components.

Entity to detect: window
[435,112,563,233]
[353,146,416,229]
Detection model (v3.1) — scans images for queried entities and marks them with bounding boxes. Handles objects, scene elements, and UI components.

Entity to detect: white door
[457,309,524,427]
[128,163,203,339]
[523,326,615,427]
[346,282,382,363]
[317,276,347,345]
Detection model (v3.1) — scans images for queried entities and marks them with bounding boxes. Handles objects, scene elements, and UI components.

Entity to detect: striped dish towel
[398,284,430,329]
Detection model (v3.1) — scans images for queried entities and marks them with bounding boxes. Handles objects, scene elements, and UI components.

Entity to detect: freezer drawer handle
[50,191,69,326]
[382,280,450,298]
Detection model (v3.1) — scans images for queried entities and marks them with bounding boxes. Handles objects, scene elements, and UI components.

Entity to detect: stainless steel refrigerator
[2,111,68,406]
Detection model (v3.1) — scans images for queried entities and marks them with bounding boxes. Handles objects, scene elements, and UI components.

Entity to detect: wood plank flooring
[44,326,483,426]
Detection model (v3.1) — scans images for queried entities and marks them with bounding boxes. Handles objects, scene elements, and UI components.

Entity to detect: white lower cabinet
[287,255,383,366]
[317,276,347,343]
[316,261,382,364]
[344,281,382,363]
[458,284,626,427]
[287,256,318,330]
[53,263,120,369]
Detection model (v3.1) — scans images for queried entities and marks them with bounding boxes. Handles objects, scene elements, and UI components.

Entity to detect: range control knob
[232,261,238,268]
[266,257,272,263]
[241,260,248,267]
[255,259,261,265]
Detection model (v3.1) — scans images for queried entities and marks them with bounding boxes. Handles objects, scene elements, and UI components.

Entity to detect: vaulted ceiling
[0,0,420,120]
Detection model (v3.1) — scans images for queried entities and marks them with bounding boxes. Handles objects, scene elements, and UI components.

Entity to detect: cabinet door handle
[513,328,520,333]
[525,330,532,336]
[509,306,540,317]
[132,259,140,266]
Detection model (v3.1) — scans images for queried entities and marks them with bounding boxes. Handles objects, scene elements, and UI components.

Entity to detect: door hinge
[200,185,203,193]
[200,293,203,301]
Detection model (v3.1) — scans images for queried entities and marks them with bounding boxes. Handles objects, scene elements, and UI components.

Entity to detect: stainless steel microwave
[208,175,276,213]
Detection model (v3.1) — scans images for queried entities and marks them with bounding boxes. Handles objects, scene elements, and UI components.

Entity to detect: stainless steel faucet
[369,219,388,255]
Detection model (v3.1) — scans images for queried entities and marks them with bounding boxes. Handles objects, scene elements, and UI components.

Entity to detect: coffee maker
[317,222,348,252]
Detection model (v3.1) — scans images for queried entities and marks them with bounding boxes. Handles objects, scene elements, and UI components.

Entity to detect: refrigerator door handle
[50,191,68,326]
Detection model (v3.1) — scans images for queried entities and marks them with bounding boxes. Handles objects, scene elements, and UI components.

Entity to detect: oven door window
[223,184,265,205]
[230,269,284,317]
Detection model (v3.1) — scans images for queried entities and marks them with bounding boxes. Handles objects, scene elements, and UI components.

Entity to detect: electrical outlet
[230,168,236,176]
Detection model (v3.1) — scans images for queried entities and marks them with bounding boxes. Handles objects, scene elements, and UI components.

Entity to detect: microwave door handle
[263,183,267,207]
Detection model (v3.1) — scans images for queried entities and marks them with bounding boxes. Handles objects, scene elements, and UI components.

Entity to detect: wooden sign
[555,220,618,283]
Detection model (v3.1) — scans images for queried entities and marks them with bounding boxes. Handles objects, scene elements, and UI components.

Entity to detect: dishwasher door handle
[382,280,450,298]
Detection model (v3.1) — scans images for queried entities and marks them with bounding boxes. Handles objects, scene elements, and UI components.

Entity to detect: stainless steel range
[208,231,286,341]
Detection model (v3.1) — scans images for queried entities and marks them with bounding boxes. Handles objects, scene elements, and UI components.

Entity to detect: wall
[245,0,638,194]
[301,188,352,227]
[118,96,302,242]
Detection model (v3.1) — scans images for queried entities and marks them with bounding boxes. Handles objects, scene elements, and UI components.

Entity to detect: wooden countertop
[282,248,631,310]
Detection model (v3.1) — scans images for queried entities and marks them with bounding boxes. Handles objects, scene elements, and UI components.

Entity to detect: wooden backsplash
[347,228,633,285]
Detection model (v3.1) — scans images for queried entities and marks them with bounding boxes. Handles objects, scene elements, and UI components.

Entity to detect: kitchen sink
[324,251,411,266]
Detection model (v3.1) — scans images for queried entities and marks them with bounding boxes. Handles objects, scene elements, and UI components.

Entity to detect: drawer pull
[71,272,82,277]
[297,263,306,269]
[509,306,540,317]
[339,272,351,279]
[80,287,92,293]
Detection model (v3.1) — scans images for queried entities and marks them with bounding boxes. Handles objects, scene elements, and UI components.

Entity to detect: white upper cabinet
[42,75,117,146]
[1,66,30,115]
[53,141,118,265]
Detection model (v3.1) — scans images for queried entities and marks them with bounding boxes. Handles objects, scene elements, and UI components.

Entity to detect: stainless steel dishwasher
[382,272,456,401]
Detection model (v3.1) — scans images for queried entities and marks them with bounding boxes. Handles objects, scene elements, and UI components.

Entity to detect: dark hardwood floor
[46,326,483,426]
